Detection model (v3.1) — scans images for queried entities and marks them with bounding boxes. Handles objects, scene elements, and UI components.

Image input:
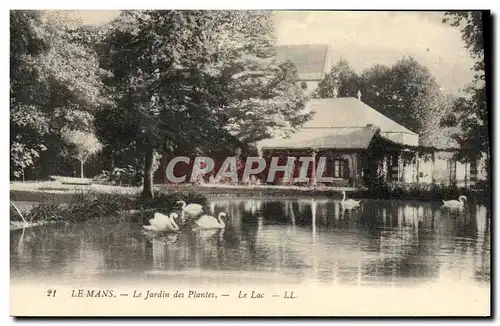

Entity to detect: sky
[68,10,475,95]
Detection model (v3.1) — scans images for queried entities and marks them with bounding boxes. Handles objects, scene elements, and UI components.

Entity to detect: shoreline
[9,180,490,231]
[11,181,489,203]
[10,208,154,232]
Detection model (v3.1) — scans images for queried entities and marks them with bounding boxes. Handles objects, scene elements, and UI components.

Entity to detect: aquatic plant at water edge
[10,190,208,224]
[359,179,483,201]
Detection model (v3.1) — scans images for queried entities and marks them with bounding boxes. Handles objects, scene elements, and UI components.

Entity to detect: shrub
[93,166,143,187]
[134,190,208,211]
[362,178,471,201]
[11,190,208,224]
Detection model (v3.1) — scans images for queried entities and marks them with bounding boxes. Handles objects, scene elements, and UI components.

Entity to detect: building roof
[301,98,417,134]
[258,126,379,150]
[257,97,419,150]
[276,44,329,81]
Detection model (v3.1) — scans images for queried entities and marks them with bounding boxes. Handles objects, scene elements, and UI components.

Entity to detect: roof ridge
[355,100,418,135]
[307,97,417,135]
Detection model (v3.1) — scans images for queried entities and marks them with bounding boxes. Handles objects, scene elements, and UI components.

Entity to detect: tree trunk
[158,152,169,184]
[80,161,84,179]
[142,139,154,200]
[110,150,115,170]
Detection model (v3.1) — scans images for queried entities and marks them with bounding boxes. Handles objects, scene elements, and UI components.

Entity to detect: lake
[10,197,491,289]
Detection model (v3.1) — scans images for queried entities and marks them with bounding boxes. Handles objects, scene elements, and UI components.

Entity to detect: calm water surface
[10,197,491,287]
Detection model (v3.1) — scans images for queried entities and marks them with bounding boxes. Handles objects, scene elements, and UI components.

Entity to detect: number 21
[46,289,56,297]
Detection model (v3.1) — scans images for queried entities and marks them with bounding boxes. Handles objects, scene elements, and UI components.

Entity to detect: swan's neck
[180,201,186,209]
[218,215,225,226]
[342,193,346,202]
[170,216,179,230]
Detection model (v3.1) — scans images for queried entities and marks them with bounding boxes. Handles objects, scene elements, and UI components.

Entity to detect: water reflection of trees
[11,223,83,278]
[207,198,490,286]
[11,198,490,287]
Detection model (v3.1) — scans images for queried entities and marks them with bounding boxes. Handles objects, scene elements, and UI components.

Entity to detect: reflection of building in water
[473,204,490,283]
[476,205,488,238]
[244,200,262,215]
[136,198,490,288]
[151,239,166,269]
[70,240,104,276]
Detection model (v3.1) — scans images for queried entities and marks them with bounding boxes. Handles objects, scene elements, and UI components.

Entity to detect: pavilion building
[256,96,481,188]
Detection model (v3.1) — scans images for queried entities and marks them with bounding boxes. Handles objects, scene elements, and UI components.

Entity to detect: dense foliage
[314,58,359,98]
[314,56,449,147]
[95,10,310,197]
[10,10,311,197]
[10,11,111,179]
[441,11,489,181]
[11,10,489,195]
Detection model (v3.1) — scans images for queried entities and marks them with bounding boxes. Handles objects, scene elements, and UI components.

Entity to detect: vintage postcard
[9,9,491,317]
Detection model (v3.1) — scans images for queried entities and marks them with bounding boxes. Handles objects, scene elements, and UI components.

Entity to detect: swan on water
[176,200,204,218]
[193,212,227,229]
[340,191,361,209]
[442,195,467,210]
[143,212,180,232]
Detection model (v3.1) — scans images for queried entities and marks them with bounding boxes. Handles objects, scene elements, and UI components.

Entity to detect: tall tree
[359,57,447,146]
[98,10,310,198]
[61,128,103,179]
[10,11,50,179]
[10,10,111,179]
[314,58,359,98]
[441,11,489,180]
[100,10,237,198]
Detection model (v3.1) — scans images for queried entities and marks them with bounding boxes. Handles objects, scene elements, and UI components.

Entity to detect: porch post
[351,153,357,187]
[391,152,400,182]
[470,158,478,184]
[448,158,457,185]
[310,149,317,186]
[355,152,362,187]
[382,155,388,181]
[464,161,469,188]
[448,159,451,185]
[453,160,457,184]
[289,154,296,185]
[431,152,436,184]
[416,152,420,184]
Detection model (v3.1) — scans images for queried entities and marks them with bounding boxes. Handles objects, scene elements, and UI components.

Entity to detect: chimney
[357,90,362,101]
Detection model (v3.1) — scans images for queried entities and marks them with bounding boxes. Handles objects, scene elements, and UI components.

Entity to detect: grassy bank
[10,179,491,217]
[10,190,207,230]
[354,181,490,204]
[10,180,356,199]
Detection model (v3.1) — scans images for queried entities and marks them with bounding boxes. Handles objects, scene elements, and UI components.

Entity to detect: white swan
[193,212,227,229]
[143,212,180,232]
[177,200,204,219]
[340,191,361,209]
[442,195,467,210]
